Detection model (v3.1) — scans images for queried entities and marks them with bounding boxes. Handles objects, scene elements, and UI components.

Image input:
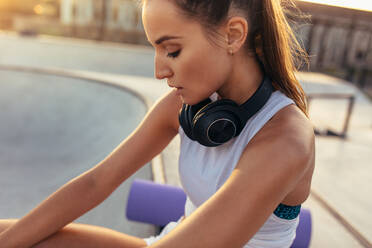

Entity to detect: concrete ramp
[0,69,156,238]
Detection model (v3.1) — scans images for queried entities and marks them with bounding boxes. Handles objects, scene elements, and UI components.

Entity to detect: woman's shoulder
[233,103,315,206]
[252,103,315,162]
[276,104,314,141]
[153,89,183,133]
[265,104,315,204]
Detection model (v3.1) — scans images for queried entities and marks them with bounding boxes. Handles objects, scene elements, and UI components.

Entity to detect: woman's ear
[225,16,248,55]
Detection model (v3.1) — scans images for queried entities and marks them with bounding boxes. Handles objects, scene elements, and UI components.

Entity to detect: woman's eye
[167,50,181,58]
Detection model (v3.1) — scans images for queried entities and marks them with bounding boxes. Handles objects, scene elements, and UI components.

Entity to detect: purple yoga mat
[126,179,312,248]
[126,179,186,226]
[290,208,312,248]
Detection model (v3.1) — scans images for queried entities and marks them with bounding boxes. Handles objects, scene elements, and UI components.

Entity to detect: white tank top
[178,90,299,248]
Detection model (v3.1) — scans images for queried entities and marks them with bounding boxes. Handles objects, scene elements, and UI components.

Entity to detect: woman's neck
[217,55,263,105]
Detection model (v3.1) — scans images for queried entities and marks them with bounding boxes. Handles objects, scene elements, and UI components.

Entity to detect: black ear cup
[179,75,273,147]
[179,98,211,141]
[193,106,241,146]
[179,99,242,147]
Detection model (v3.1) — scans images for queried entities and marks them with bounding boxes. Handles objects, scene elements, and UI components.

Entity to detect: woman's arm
[149,105,315,248]
[0,89,182,248]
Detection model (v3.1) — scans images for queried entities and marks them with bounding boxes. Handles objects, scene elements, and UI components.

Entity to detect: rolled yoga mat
[126,179,312,248]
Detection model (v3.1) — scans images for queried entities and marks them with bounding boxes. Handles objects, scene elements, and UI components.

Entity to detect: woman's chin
[177,92,206,106]
[179,96,187,104]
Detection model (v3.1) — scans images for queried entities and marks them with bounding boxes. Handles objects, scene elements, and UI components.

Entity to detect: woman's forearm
[0,169,107,248]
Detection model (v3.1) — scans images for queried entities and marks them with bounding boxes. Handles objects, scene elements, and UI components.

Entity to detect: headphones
[179,75,274,147]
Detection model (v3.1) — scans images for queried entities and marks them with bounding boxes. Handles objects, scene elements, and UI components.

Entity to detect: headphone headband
[239,75,274,124]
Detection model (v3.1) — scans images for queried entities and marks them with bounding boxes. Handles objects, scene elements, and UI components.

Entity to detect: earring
[229,48,234,56]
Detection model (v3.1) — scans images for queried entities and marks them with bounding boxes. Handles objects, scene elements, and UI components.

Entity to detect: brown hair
[141,0,310,116]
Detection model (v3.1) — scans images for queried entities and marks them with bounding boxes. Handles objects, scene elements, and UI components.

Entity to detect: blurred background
[0,0,371,247]
[0,0,371,97]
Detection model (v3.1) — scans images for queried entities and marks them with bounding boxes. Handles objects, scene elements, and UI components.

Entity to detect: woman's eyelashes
[167,50,181,58]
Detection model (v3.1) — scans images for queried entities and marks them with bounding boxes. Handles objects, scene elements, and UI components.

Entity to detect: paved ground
[1,31,371,247]
[298,73,372,246]
[0,69,156,238]
[0,31,154,78]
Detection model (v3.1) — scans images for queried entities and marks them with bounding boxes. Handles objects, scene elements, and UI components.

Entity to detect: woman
[0,0,315,247]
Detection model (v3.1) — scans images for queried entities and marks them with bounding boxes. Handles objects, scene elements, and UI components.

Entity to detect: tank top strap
[240,90,295,143]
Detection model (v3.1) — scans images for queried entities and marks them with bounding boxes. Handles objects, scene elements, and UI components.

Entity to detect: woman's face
[142,0,233,105]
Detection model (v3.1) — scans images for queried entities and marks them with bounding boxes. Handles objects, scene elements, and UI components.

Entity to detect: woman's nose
[154,55,173,80]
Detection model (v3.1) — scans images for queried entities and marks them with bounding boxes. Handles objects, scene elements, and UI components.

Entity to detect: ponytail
[254,0,309,116]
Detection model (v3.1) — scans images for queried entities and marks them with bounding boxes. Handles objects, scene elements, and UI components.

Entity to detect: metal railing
[307,93,355,139]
